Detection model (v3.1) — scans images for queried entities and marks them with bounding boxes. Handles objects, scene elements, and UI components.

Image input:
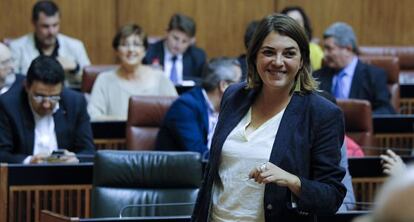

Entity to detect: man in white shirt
[0,55,95,164]
[9,0,91,86]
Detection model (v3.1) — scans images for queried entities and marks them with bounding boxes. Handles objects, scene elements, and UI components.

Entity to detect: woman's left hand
[249,162,301,195]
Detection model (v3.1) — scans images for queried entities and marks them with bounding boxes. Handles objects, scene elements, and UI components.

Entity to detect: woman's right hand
[248,162,301,196]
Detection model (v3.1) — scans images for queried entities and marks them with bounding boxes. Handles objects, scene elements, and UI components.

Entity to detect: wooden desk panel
[9,185,91,222]
[0,163,93,222]
[0,164,8,222]
[373,115,414,154]
[94,139,126,150]
[374,133,414,155]
[400,98,414,114]
[352,177,386,210]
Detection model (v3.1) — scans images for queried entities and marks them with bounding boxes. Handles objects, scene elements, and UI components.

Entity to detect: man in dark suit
[313,22,395,114]
[155,57,241,157]
[143,13,207,85]
[0,55,95,163]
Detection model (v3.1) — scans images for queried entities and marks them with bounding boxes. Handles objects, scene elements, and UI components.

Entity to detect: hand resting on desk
[30,149,79,164]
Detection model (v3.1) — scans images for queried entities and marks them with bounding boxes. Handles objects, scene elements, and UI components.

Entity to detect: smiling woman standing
[192,14,346,222]
[88,24,178,120]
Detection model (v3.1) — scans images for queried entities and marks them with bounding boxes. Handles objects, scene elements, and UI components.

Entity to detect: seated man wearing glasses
[155,57,241,158]
[0,55,95,164]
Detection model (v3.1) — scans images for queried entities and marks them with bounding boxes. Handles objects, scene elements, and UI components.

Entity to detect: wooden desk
[41,210,366,222]
[41,210,191,222]
[348,156,414,208]
[1,157,403,221]
[373,115,414,155]
[0,163,93,222]
[91,121,126,150]
[348,157,386,208]
[400,84,414,114]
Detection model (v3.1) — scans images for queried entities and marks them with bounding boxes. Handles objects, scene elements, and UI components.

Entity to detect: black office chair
[91,150,202,218]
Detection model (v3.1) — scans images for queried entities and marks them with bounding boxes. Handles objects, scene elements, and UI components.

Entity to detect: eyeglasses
[32,95,61,103]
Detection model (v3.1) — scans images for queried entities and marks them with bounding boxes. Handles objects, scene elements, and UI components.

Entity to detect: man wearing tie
[313,22,395,114]
[144,13,207,85]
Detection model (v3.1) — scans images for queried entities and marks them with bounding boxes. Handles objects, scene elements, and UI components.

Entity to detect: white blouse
[211,107,286,222]
[87,66,178,120]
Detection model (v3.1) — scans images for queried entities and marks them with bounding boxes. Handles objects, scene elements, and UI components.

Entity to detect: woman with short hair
[88,24,177,120]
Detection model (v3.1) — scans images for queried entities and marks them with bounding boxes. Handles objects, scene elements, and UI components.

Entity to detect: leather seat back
[359,55,400,112]
[91,150,202,217]
[81,65,118,93]
[126,96,177,150]
[337,99,375,155]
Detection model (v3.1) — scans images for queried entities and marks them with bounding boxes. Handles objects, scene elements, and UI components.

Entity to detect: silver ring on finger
[260,163,267,172]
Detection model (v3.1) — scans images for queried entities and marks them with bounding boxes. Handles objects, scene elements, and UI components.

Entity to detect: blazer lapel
[53,103,67,149]
[195,88,209,136]
[318,68,334,94]
[349,60,364,98]
[182,53,192,79]
[21,92,35,154]
[269,93,306,165]
[210,87,258,162]
[159,44,165,66]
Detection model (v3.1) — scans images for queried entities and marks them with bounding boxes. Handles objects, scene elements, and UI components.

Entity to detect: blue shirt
[201,89,218,151]
[331,57,358,99]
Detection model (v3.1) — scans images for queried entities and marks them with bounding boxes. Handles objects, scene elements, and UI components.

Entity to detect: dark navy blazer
[192,83,346,222]
[313,59,395,115]
[0,86,95,163]
[156,87,209,156]
[143,40,207,83]
[5,74,25,93]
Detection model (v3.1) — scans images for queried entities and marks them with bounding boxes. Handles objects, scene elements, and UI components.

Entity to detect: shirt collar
[340,56,358,77]
[34,34,60,58]
[163,41,183,61]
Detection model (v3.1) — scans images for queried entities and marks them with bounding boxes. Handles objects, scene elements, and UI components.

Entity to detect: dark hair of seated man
[26,55,64,86]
